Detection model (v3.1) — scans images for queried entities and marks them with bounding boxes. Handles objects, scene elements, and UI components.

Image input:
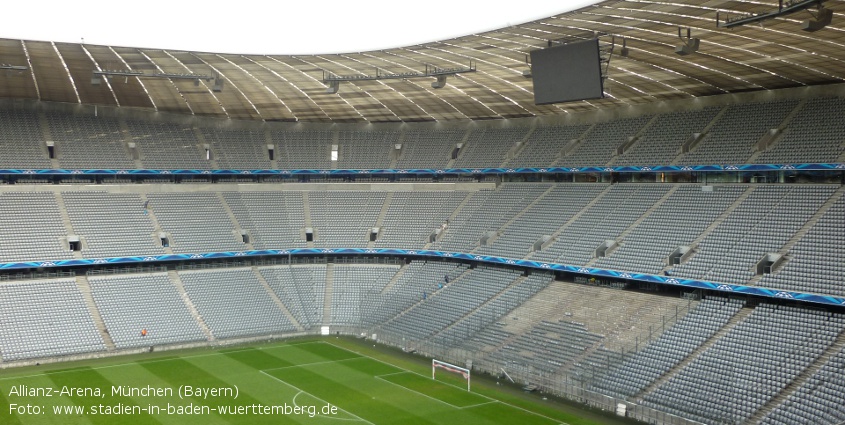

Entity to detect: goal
[432,359,471,391]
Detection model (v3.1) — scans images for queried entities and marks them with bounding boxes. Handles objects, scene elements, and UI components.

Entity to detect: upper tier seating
[0,109,51,169]
[756,97,845,164]
[201,128,271,170]
[678,99,799,165]
[48,113,135,169]
[559,115,653,167]
[0,96,843,171]
[126,120,209,169]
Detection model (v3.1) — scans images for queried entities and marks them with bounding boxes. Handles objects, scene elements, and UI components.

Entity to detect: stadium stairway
[473,184,558,252]
[425,274,529,344]
[375,265,475,331]
[168,271,214,341]
[192,128,220,169]
[745,185,845,287]
[748,326,845,424]
[387,131,403,169]
[661,185,757,275]
[378,263,411,295]
[54,193,83,259]
[634,305,753,401]
[75,275,116,351]
[669,106,729,165]
[322,263,334,326]
[424,191,477,249]
[251,267,304,332]
[140,193,173,255]
[525,184,615,260]
[192,127,220,170]
[117,119,144,169]
[553,123,597,166]
[745,99,807,164]
[37,110,61,169]
[584,185,681,268]
[368,192,393,249]
[500,127,535,167]
[500,280,572,334]
[264,129,278,169]
[444,129,472,169]
[608,115,662,165]
[556,293,692,375]
[302,192,314,248]
[217,192,254,251]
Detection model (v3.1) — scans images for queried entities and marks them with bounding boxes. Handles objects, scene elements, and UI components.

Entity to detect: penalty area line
[260,370,375,425]
[261,356,364,373]
[375,373,495,410]
[324,341,572,425]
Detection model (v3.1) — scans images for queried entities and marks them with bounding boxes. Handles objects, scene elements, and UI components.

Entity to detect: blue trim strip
[5,248,842,307]
[1,163,843,176]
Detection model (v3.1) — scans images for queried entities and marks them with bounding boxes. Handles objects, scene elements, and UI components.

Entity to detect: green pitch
[0,338,630,425]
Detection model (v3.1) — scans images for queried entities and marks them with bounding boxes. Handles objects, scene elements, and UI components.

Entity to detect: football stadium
[1,1,845,424]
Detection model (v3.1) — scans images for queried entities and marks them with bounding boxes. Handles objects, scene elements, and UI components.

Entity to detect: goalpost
[432,359,471,391]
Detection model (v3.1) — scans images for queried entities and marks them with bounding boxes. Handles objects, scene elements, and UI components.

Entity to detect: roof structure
[1,0,844,122]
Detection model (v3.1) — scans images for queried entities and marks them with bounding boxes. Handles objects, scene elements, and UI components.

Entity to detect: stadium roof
[1,0,844,123]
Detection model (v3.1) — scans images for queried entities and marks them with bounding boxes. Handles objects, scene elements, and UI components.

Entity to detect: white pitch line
[373,371,407,378]
[0,340,326,382]
[260,370,375,425]
[262,356,365,372]
[290,389,362,422]
[324,341,572,425]
[374,373,496,410]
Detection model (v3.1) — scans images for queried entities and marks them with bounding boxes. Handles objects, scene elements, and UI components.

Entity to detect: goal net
[432,359,471,391]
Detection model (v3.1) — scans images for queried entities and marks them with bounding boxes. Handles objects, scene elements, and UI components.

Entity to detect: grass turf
[0,338,634,425]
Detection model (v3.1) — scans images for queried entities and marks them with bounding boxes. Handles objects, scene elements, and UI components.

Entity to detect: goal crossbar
[432,359,470,391]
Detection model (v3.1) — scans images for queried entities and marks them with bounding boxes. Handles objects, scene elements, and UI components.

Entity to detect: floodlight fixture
[91,69,220,91]
[321,61,475,93]
[675,28,700,56]
[325,80,340,94]
[717,0,830,30]
[0,64,28,71]
[431,75,447,89]
[802,6,832,31]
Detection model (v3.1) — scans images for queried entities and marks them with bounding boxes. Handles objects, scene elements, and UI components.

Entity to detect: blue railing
[0,162,842,177]
[3,248,842,307]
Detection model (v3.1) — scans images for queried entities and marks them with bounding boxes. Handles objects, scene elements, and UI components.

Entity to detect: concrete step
[664,185,756,273]
[216,192,253,251]
[303,192,314,249]
[635,306,753,400]
[168,271,214,341]
[585,185,680,267]
[252,267,304,332]
[526,183,615,260]
[75,275,116,351]
[140,193,173,255]
[322,263,334,325]
[369,192,393,248]
[426,274,529,346]
[747,327,845,424]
